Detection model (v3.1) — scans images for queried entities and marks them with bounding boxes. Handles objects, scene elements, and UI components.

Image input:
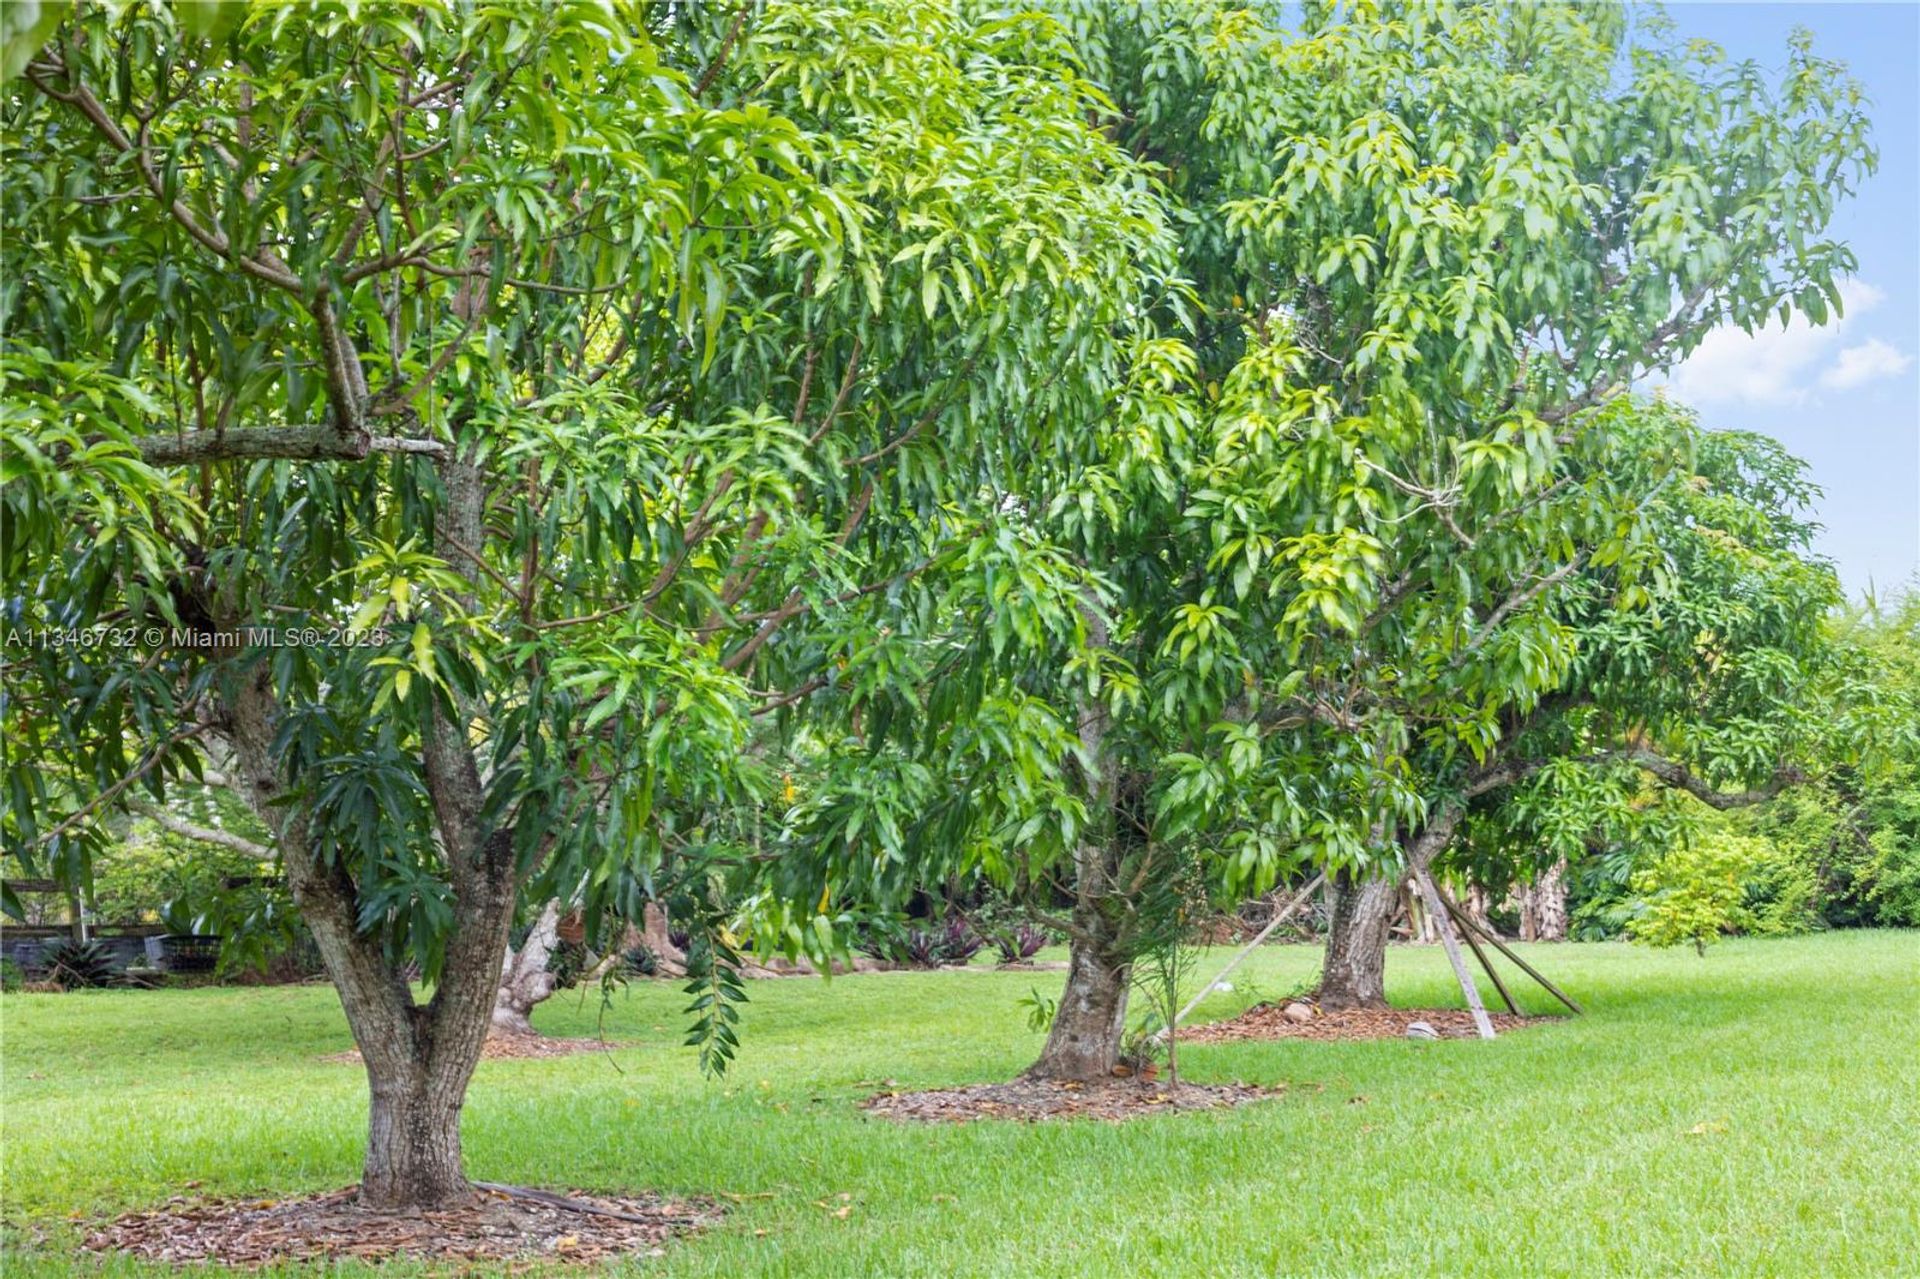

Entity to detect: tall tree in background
[2,0,1170,1206]
[1004,0,1875,1032]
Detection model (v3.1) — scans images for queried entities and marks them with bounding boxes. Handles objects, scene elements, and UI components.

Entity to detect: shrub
[864,916,984,968]
[992,924,1050,965]
[934,917,984,965]
[1624,831,1769,953]
[40,938,120,989]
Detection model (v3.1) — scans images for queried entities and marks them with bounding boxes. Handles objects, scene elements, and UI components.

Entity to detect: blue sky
[1659,3,1919,600]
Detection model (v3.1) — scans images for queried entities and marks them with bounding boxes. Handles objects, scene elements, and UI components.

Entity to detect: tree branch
[132,425,445,465]
[1610,748,1803,810]
[130,801,273,860]
[693,5,752,99]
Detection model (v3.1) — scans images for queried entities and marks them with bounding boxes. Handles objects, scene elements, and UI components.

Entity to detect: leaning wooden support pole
[1410,865,1496,1040]
[1166,873,1325,1033]
[1441,894,1584,1015]
[1452,905,1520,1016]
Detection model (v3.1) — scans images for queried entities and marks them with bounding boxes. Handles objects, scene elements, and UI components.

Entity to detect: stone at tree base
[1405,1021,1439,1040]
[1282,1001,1316,1023]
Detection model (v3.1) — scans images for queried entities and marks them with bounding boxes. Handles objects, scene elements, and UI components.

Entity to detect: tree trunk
[1464,883,1495,936]
[1027,592,1130,1081]
[1027,928,1129,1080]
[1318,870,1397,1009]
[642,901,688,978]
[1519,858,1569,942]
[1404,880,1440,944]
[360,1052,471,1208]
[493,899,562,1037]
[218,450,517,1211]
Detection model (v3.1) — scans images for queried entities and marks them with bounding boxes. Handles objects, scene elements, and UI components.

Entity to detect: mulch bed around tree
[321,1035,623,1065]
[80,1183,720,1269]
[1183,1003,1557,1043]
[862,1075,1285,1123]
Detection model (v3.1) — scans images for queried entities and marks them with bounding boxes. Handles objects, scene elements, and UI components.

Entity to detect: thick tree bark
[493,900,562,1037]
[1317,870,1397,1009]
[361,1055,471,1208]
[1519,858,1569,942]
[1027,926,1129,1080]
[216,449,515,1211]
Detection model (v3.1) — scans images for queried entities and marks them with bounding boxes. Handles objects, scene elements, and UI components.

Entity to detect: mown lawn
[2,931,1916,1277]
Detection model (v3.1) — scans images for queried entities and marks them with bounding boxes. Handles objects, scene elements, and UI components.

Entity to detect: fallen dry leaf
[80,1184,721,1269]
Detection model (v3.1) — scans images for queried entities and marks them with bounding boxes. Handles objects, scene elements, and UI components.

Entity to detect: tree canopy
[0,0,1885,1202]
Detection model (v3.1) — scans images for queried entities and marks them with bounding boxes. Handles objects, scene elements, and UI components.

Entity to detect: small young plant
[1015,987,1057,1034]
[1119,1013,1168,1078]
[1125,842,1208,1085]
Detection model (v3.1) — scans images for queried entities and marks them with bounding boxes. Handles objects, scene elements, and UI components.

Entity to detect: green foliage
[1743,594,1920,928]
[680,918,750,1080]
[1567,593,1920,942]
[0,0,1173,1064]
[0,0,66,81]
[1015,986,1057,1034]
[88,795,269,922]
[0,0,1893,1119]
[935,0,1875,978]
[1622,828,1762,952]
[38,936,118,988]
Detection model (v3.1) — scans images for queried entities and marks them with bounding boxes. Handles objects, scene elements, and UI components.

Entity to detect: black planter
[158,934,222,973]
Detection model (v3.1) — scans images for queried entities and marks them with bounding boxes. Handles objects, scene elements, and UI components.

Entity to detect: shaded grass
[3,932,1916,1276]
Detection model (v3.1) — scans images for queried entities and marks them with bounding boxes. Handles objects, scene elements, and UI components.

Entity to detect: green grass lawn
[3,931,1916,1277]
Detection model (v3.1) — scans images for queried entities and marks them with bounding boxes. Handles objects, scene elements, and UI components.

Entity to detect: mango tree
[984,0,1876,1048]
[2,0,1168,1206]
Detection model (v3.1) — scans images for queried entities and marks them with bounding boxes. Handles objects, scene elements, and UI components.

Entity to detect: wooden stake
[1166,873,1324,1033]
[1452,904,1519,1016]
[1440,892,1583,1015]
[1410,864,1495,1040]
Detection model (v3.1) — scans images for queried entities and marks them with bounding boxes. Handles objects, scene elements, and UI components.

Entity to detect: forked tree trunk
[493,899,562,1037]
[1317,870,1397,1009]
[493,899,680,1034]
[222,450,518,1211]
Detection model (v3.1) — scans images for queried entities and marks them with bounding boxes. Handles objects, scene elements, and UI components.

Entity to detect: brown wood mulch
[80,1183,719,1270]
[861,1075,1285,1123]
[1183,1003,1557,1043]
[321,1035,623,1065]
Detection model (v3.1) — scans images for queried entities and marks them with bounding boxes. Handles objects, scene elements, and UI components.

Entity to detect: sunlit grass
[3,931,1915,1276]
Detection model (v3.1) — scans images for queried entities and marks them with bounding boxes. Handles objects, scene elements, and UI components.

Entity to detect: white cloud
[1662,278,1911,407]
[1819,338,1914,390]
